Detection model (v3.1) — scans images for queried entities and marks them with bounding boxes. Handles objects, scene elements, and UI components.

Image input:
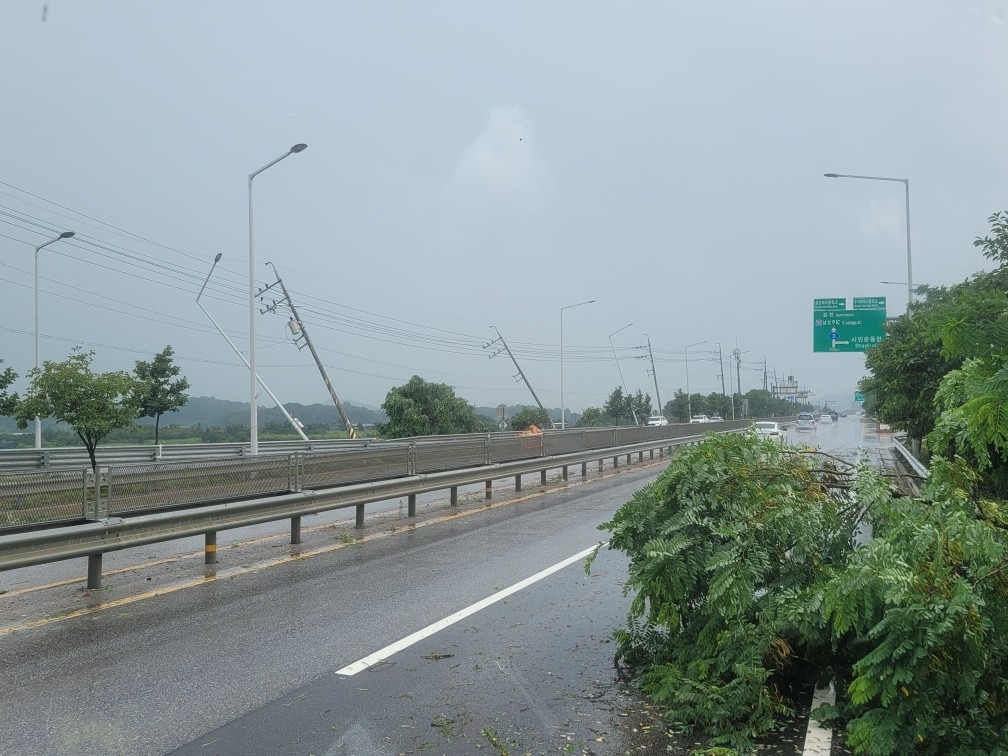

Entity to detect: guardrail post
[581,461,587,479]
[484,480,492,500]
[638,451,643,462]
[598,459,603,474]
[205,532,217,564]
[626,453,631,466]
[451,486,458,506]
[649,449,654,460]
[355,504,365,529]
[514,475,522,492]
[42,450,51,470]
[87,554,102,589]
[408,493,417,517]
[155,444,163,462]
[83,467,109,521]
[613,455,619,469]
[562,465,568,481]
[289,453,304,493]
[291,516,301,544]
[408,443,417,475]
[540,469,546,486]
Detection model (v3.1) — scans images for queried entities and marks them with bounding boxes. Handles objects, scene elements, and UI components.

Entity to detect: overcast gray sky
[2,2,1006,416]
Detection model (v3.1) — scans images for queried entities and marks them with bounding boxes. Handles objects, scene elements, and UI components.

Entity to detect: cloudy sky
[2,2,1006,418]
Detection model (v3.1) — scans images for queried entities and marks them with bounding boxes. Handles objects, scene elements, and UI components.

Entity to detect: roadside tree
[627,389,652,423]
[14,349,140,471]
[603,387,628,425]
[508,405,551,431]
[577,407,605,427]
[378,375,488,438]
[0,359,17,416]
[133,344,190,445]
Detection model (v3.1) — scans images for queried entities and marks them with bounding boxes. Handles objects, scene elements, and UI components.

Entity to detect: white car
[819,414,833,424]
[795,412,815,431]
[689,415,710,424]
[645,414,668,426]
[753,421,784,441]
[709,416,724,423]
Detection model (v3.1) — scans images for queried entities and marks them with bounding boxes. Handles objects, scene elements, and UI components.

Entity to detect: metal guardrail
[0,435,698,576]
[0,437,377,472]
[0,419,777,472]
[0,421,764,531]
[889,438,930,479]
[0,418,792,589]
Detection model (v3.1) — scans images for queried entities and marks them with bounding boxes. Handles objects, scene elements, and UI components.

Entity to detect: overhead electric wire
[2,179,701,390]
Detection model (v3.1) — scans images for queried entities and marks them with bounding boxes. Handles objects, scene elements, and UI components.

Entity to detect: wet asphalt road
[1,460,666,756]
[0,419,888,755]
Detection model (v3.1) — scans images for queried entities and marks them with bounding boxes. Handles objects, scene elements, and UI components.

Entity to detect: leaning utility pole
[639,334,662,416]
[484,327,548,418]
[717,342,734,421]
[260,263,357,439]
[733,347,743,418]
[716,343,727,397]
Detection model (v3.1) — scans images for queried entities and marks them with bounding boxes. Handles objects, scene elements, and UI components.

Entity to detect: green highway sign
[813,296,887,353]
[854,391,865,402]
[814,297,846,310]
[853,296,886,310]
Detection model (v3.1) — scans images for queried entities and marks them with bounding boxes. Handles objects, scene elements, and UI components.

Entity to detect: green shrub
[594,433,862,750]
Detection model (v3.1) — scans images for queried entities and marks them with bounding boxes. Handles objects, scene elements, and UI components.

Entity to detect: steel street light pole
[684,340,707,421]
[609,322,634,423]
[248,143,307,455]
[34,231,75,449]
[560,299,594,430]
[824,172,913,307]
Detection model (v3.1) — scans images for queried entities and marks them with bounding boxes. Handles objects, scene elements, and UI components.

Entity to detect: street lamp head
[290,143,308,154]
[823,173,840,178]
[58,231,75,239]
[214,252,223,263]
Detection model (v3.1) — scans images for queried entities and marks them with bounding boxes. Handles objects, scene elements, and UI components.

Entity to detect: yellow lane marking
[1,459,666,635]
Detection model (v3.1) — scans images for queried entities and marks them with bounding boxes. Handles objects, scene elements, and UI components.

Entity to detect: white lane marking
[802,682,835,755]
[335,542,605,676]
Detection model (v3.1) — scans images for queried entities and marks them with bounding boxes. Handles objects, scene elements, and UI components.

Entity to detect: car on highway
[752,421,784,442]
[645,414,668,426]
[796,412,815,431]
[820,414,833,423]
[709,415,724,423]
[690,415,710,424]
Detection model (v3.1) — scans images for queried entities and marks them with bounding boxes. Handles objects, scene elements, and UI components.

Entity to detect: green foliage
[577,406,605,427]
[974,210,1008,266]
[920,213,1008,496]
[603,387,629,424]
[508,405,551,431]
[822,458,1008,754]
[132,345,190,445]
[377,375,489,438]
[600,429,1008,753]
[859,290,960,444]
[664,389,807,423]
[627,389,652,423]
[598,433,862,750]
[0,359,17,417]
[14,348,140,470]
